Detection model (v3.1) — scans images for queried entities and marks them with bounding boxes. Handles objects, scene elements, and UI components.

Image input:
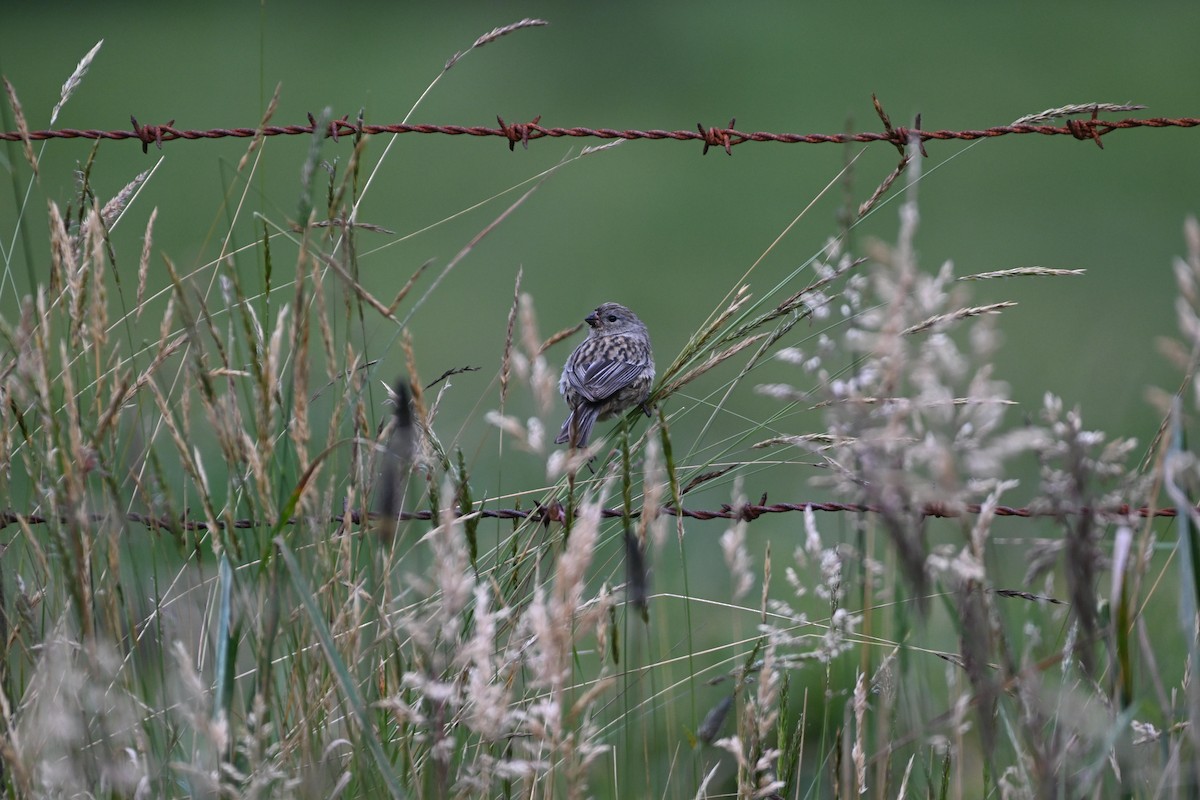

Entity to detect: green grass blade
[275,537,404,798]
[213,553,236,737]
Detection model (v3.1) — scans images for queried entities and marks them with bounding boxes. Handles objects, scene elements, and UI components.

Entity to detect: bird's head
[585,302,646,336]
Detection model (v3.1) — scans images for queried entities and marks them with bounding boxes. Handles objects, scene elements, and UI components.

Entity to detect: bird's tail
[554,405,600,447]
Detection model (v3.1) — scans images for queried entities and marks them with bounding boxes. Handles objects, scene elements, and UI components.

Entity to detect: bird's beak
[584,311,600,328]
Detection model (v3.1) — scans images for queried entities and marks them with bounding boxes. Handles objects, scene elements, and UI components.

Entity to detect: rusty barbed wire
[2,111,1198,155]
[0,500,1184,534]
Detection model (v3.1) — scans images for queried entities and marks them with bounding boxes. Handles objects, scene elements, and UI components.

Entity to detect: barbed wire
[0,499,1182,534]
[3,110,1198,155]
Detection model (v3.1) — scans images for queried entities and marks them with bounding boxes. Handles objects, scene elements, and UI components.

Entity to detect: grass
[1,28,1198,800]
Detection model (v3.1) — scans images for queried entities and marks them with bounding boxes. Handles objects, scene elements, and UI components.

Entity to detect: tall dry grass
[0,29,1197,800]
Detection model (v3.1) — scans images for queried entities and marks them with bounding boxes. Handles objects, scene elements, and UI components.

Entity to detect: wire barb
[872,94,907,157]
[130,115,174,153]
[1066,116,1106,149]
[698,117,738,155]
[497,114,542,151]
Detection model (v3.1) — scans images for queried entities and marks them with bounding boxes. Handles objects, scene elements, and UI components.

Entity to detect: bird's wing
[569,358,645,402]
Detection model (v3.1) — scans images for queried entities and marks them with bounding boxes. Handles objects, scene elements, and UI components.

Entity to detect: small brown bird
[556,302,655,448]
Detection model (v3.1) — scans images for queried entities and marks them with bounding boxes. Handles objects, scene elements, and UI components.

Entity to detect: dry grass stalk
[677,284,753,366]
[318,249,396,319]
[3,77,36,177]
[50,40,103,125]
[720,479,754,601]
[1012,102,1145,125]
[55,340,91,589]
[484,411,544,453]
[579,140,626,157]
[658,333,766,399]
[135,207,157,318]
[302,246,337,375]
[473,18,549,49]
[238,81,281,172]
[27,291,53,443]
[386,259,430,314]
[518,294,556,414]
[958,267,1086,281]
[499,269,522,407]
[852,670,868,793]
[858,155,909,219]
[95,169,150,231]
[637,437,666,551]
[753,433,850,450]
[901,302,1017,336]
[538,320,584,355]
[310,218,394,235]
[46,203,75,297]
[90,372,131,447]
[83,208,108,348]
[145,377,220,536]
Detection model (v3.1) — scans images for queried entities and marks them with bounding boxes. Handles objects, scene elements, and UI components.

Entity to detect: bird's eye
[606,314,618,322]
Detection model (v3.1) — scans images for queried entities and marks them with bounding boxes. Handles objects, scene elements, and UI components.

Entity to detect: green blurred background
[2,0,1198,787]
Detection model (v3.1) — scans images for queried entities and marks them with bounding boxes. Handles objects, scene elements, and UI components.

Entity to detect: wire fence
[3,105,1198,155]
[0,499,1181,534]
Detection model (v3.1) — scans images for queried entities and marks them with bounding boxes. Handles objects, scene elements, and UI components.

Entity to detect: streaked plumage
[555,302,655,448]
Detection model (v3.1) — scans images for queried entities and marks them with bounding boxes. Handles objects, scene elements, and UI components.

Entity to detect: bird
[555,302,655,448]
